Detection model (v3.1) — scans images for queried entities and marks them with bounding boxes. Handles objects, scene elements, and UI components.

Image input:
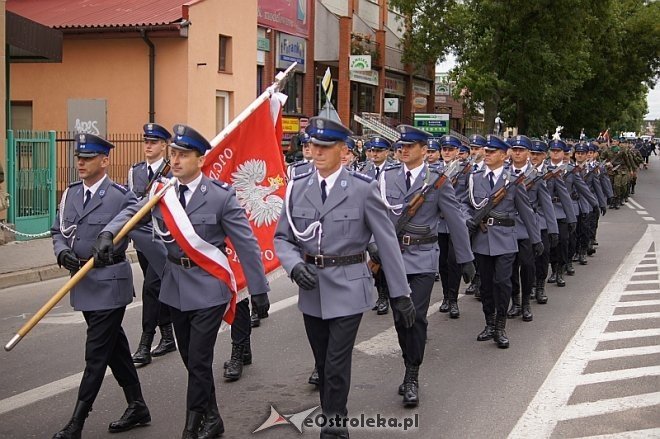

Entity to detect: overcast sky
[437,56,660,120]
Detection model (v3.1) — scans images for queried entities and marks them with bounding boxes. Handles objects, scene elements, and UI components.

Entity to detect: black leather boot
[493,316,510,349]
[53,400,92,439]
[402,365,419,407]
[474,285,481,301]
[198,391,224,439]
[522,295,533,322]
[223,344,244,381]
[308,366,320,386]
[449,299,460,319]
[477,314,496,341]
[535,279,548,304]
[578,251,588,265]
[587,241,596,256]
[566,261,575,276]
[108,384,151,433]
[376,287,389,315]
[465,282,478,295]
[507,293,522,318]
[152,324,177,357]
[223,340,251,368]
[250,308,260,327]
[556,265,566,287]
[547,264,557,283]
[182,410,204,439]
[438,296,450,313]
[132,332,154,365]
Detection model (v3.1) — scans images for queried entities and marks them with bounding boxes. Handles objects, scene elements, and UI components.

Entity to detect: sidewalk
[0,237,137,290]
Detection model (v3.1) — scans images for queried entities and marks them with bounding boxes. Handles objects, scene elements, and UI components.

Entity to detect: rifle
[451,154,482,186]
[368,161,461,273]
[472,172,526,234]
[525,165,565,190]
[144,159,171,195]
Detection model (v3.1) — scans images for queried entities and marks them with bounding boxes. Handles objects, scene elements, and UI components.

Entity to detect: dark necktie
[83,189,92,208]
[148,165,155,181]
[515,169,521,175]
[179,184,188,208]
[405,171,412,190]
[488,171,495,189]
[320,180,327,203]
[473,164,478,172]
[375,166,380,180]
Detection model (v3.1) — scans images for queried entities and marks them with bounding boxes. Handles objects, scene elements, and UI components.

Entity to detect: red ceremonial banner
[202,99,286,291]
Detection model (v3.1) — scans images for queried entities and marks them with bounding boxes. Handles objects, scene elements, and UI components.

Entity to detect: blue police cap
[588,142,599,152]
[396,125,431,144]
[171,124,211,154]
[469,134,488,148]
[366,136,392,150]
[394,141,404,150]
[530,140,548,153]
[485,135,509,151]
[299,131,311,145]
[548,139,567,151]
[345,137,356,150]
[459,143,470,154]
[143,123,171,141]
[510,135,532,149]
[440,135,462,149]
[305,117,353,146]
[574,142,589,153]
[427,138,441,151]
[75,133,115,157]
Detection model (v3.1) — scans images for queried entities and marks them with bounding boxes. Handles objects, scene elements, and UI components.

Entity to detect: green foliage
[390,0,660,137]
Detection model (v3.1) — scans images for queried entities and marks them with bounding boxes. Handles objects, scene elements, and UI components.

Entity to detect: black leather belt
[168,255,198,269]
[552,196,561,203]
[304,253,365,268]
[570,192,580,200]
[482,217,515,227]
[399,235,439,246]
[79,254,126,267]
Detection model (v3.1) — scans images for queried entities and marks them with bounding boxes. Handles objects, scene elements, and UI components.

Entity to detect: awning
[6,11,63,63]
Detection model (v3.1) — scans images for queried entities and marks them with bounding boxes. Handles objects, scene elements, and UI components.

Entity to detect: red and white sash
[154,181,238,324]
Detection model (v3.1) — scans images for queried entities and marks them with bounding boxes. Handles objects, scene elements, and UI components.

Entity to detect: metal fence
[56,132,143,200]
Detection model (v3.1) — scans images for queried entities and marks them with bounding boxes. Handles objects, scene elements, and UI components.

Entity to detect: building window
[282,72,304,115]
[218,35,232,72]
[257,65,264,97]
[216,91,230,134]
[10,101,33,130]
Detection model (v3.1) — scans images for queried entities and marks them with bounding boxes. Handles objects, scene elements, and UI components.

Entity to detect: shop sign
[384,76,406,96]
[258,0,311,38]
[413,96,427,108]
[350,70,379,86]
[384,97,399,113]
[413,113,450,135]
[412,80,430,95]
[435,82,450,95]
[276,33,306,72]
[282,116,301,133]
[349,55,372,72]
[257,37,270,52]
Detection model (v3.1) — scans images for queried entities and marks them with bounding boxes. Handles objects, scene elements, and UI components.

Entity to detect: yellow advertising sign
[282,117,300,133]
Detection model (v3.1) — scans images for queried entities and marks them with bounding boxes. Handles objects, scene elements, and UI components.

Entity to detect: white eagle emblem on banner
[231,159,284,227]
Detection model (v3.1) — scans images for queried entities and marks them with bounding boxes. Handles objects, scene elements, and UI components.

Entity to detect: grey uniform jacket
[545,167,578,224]
[469,170,541,256]
[274,168,411,320]
[563,165,598,215]
[380,163,474,272]
[599,163,614,198]
[512,166,558,237]
[104,175,269,312]
[51,177,136,312]
[584,168,607,209]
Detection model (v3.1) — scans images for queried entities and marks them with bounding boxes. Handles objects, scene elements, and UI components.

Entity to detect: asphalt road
[1,159,659,438]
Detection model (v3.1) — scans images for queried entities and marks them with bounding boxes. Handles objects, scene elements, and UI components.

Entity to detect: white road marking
[643,217,656,221]
[620,290,660,296]
[609,312,660,321]
[509,225,660,438]
[588,344,660,360]
[625,279,660,285]
[41,302,143,325]
[615,299,660,307]
[573,427,660,438]
[628,198,643,209]
[558,392,660,420]
[638,210,649,215]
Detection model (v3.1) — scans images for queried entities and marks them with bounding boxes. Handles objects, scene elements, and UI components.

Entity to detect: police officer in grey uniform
[95,124,271,439]
[465,134,488,298]
[361,136,394,180]
[466,135,543,349]
[51,134,151,438]
[379,125,475,406]
[127,123,176,365]
[274,117,415,439]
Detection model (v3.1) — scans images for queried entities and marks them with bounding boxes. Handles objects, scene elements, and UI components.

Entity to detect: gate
[6,130,56,241]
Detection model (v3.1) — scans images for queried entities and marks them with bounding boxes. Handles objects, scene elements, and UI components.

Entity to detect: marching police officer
[95,124,271,439]
[361,136,394,180]
[274,117,415,439]
[465,134,488,298]
[379,125,475,405]
[127,123,177,365]
[466,135,542,348]
[51,133,151,438]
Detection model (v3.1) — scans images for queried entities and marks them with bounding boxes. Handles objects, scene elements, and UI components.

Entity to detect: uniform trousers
[550,220,569,268]
[511,238,534,300]
[170,303,226,413]
[588,207,600,243]
[476,252,516,318]
[231,298,251,345]
[576,212,590,254]
[535,229,551,283]
[79,308,139,403]
[136,250,171,335]
[438,233,461,299]
[303,313,362,419]
[391,273,436,366]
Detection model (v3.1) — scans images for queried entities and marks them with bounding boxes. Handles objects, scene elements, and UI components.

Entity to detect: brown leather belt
[304,253,365,268]
[168,255,198,269]
[399,235,439,246]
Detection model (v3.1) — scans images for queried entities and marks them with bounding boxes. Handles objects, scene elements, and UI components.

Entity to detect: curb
[0,251,139,290]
